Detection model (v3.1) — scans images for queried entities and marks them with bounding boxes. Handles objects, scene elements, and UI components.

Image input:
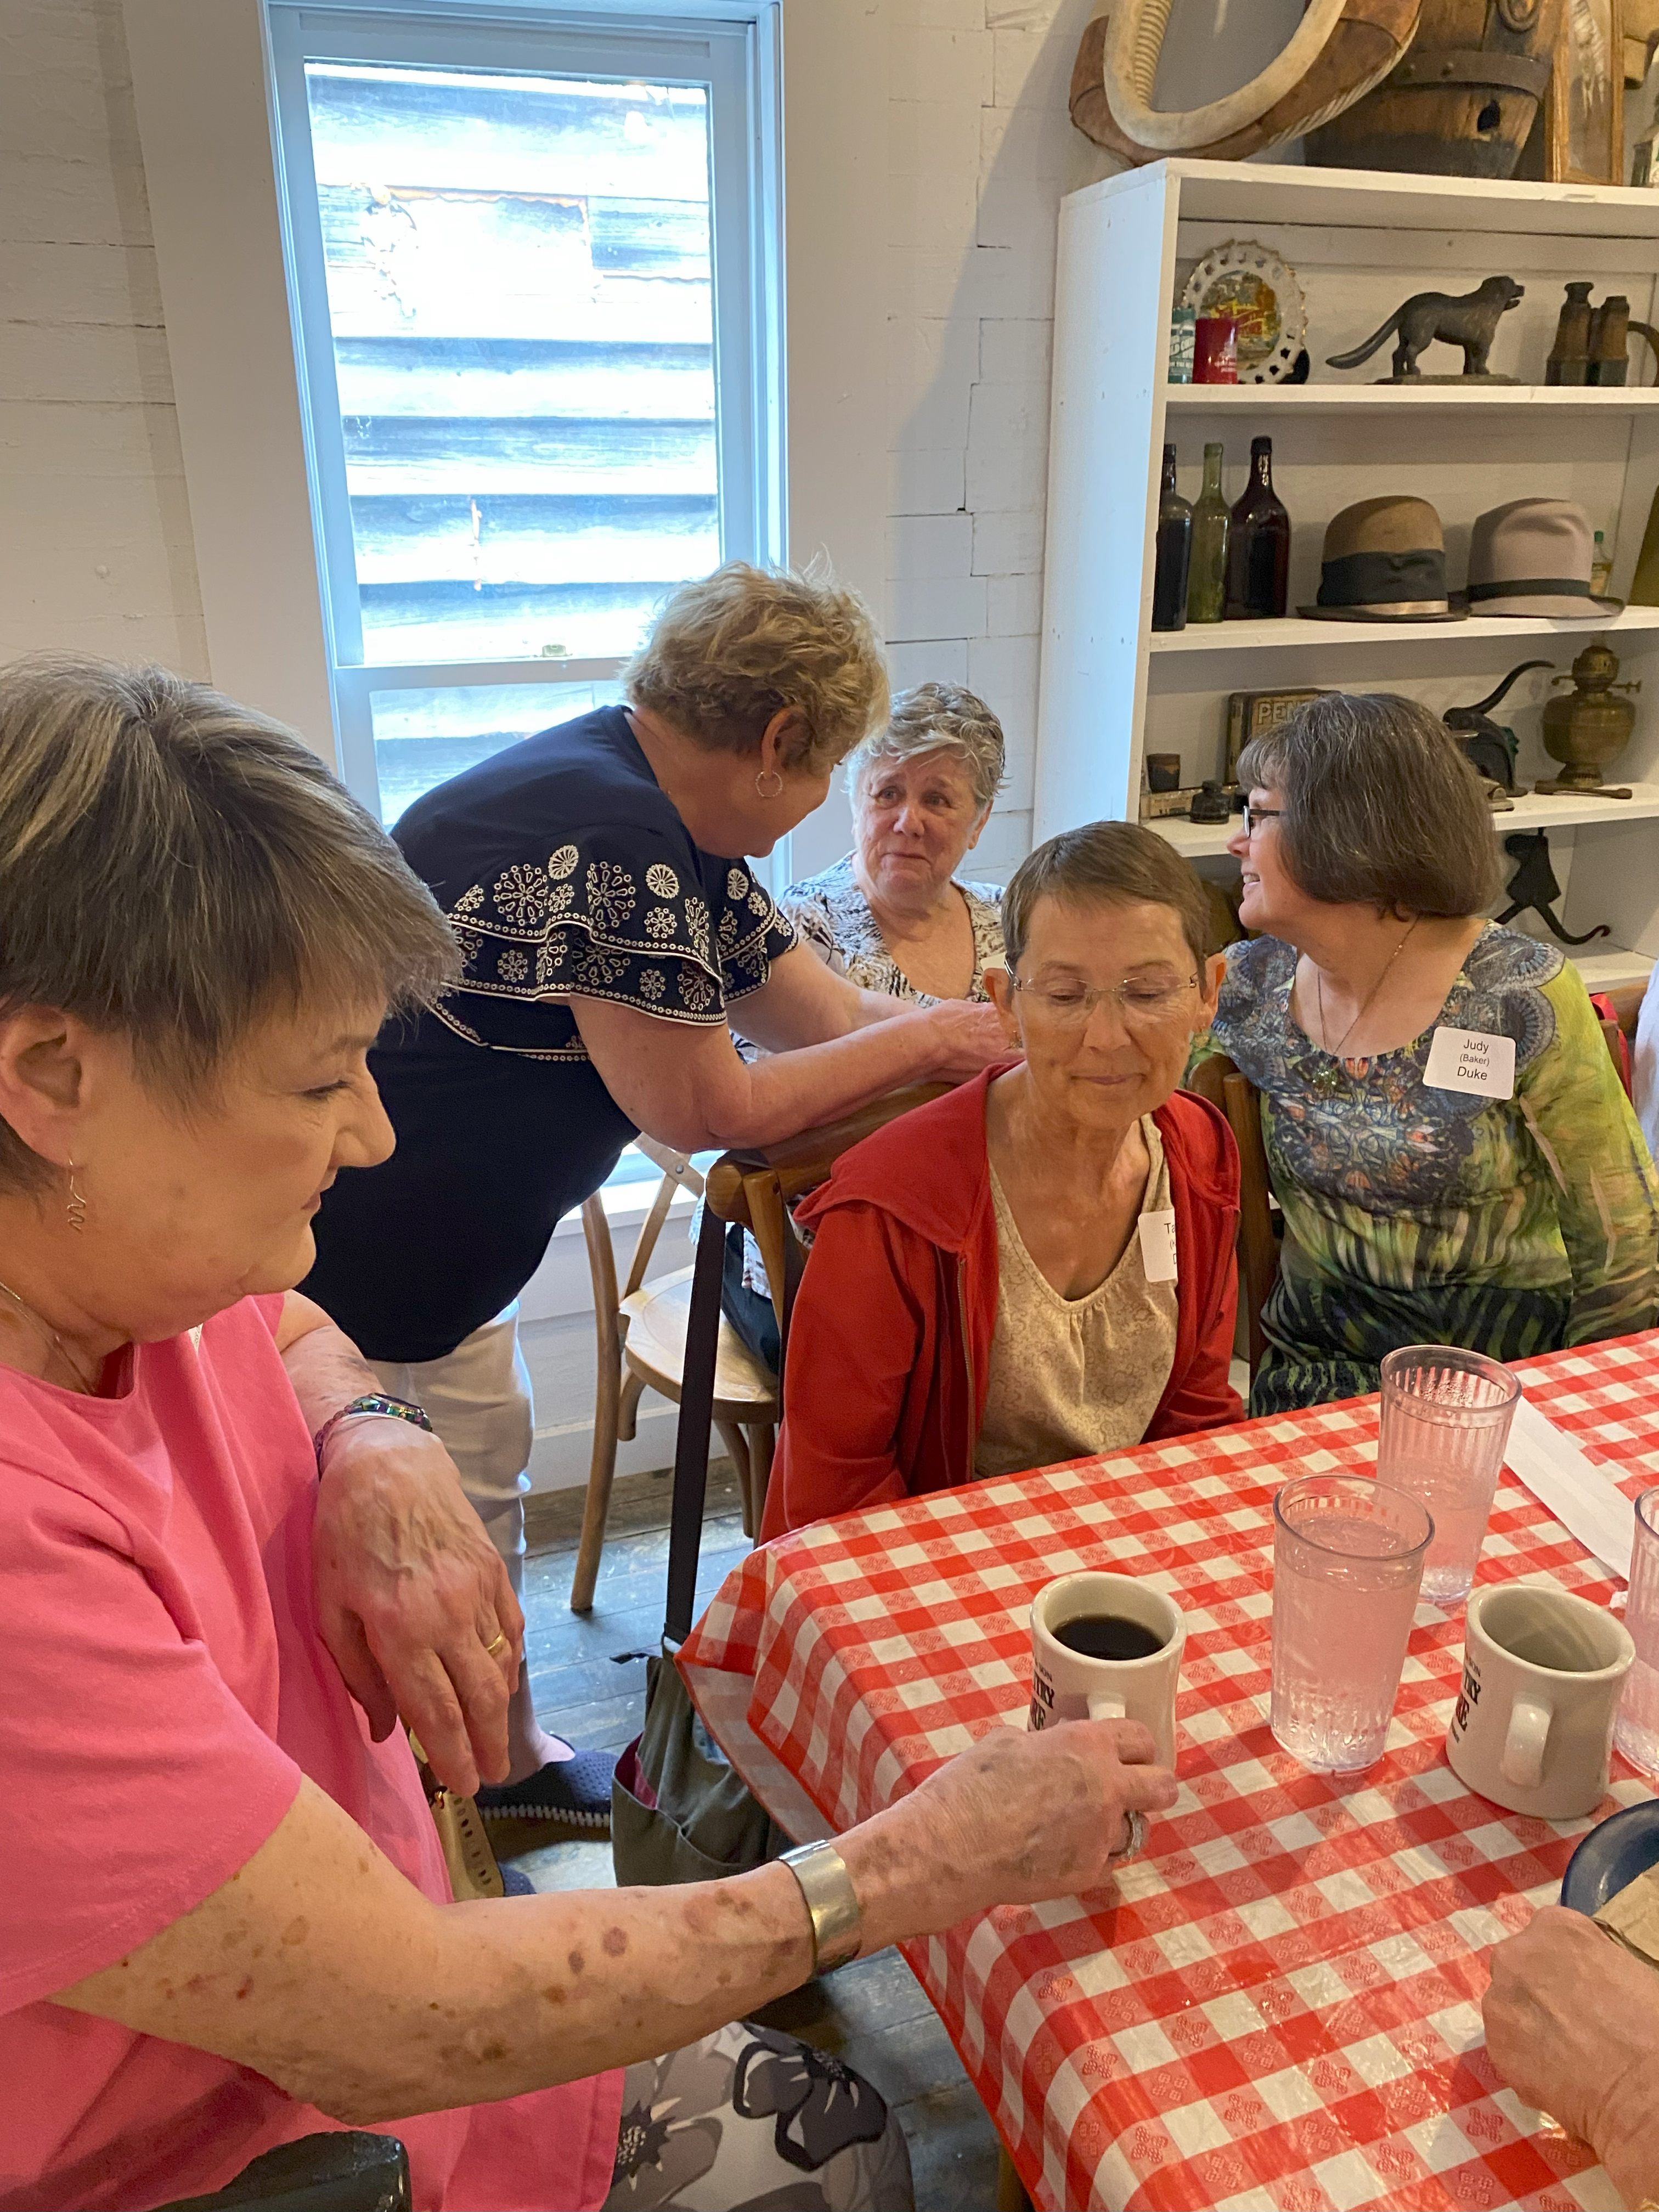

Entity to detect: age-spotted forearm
[57,1774,816,2123]
[58,1705,1171,2124]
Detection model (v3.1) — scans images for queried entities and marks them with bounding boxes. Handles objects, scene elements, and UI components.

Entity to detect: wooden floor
[496,1460,1006,2211]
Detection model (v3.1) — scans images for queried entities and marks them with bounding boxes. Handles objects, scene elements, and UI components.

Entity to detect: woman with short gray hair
[721,682,1010,1365]
[785,681,1007,1003]
[1197,690,1659,1415]
[0,652,1174,2212]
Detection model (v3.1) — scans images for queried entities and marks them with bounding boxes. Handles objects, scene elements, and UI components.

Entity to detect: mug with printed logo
[1447,1583,1633,1819]
[1029,1570,1184,1768]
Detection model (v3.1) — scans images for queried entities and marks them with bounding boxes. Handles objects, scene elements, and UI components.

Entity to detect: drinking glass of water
[1271,1473,1432,1773]
[1616,1486,1659,1778]
[1376,1346,1521,1605]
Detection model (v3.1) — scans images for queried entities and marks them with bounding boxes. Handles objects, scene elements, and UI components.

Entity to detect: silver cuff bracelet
[779,1840,864,1974]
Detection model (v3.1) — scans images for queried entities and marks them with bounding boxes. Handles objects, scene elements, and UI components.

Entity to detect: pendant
[1309,1058,1348,1099]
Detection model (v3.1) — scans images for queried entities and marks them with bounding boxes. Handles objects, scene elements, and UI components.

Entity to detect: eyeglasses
[1241,802,1283,838]
[1009,972,1199,1028]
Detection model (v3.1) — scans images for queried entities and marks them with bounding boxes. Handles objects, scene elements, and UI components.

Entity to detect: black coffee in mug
[1053,1613,1166,1662]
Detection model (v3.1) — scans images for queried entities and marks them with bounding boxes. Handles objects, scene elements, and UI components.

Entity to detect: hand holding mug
[837,1713,1178,1953]
[1030,1571,1186,1768]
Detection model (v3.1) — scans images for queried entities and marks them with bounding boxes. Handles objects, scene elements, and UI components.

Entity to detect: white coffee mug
[1029,1571,1185,1769]
[1447,1582,1634,1820]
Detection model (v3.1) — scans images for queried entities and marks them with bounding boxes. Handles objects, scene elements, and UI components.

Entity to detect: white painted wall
[0,0,208,672]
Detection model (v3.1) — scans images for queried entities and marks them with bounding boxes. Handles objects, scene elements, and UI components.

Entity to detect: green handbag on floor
[611,1645,791,1885]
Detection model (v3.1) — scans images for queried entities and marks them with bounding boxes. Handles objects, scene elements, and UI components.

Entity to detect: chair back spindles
[622,1141,701,1302]
[574,1146,777,1615]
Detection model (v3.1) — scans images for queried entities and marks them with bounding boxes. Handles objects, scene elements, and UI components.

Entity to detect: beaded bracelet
[313,1392,435,1470]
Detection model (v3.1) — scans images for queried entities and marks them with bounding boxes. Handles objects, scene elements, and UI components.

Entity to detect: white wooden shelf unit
[1034,159,1659,996]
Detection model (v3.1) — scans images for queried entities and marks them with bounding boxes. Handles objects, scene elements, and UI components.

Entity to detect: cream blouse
[974,1117,1178,1480]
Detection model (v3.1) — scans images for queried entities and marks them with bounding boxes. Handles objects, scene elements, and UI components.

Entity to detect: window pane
[370,679,624,825]
[304,63,719,665]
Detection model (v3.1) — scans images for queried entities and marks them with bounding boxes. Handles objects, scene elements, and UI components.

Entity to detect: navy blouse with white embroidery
[304,707,797,1363]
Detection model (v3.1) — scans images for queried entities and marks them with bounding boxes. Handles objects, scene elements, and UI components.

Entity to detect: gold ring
[484,1629,508,1657]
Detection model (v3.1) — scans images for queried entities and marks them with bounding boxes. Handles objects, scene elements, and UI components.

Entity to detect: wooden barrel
[1308,0,1559,178]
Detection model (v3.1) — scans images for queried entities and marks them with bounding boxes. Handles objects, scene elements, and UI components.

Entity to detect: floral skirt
[604,2019,913,2211]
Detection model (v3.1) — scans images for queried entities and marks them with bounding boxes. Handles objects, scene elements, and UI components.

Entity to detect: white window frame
[266,3,784,822]
[125,0,885,882]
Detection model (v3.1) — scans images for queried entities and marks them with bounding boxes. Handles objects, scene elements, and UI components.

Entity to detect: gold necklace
[0,1276,98,1392]
[1310,919,1420,1097]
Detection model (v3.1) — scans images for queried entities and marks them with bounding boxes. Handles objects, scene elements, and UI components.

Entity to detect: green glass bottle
[1150,443,1192,632]
[1186,442,1229,624]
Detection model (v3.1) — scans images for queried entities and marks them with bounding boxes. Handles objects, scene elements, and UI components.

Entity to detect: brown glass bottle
[1150,443,1192,631]
[1224,435,1290,620]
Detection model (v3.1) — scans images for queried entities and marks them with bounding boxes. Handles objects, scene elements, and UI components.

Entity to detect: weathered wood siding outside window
[303,63,718,818]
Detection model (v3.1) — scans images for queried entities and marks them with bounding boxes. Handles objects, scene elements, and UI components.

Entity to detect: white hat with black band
[1462,497,1622,619]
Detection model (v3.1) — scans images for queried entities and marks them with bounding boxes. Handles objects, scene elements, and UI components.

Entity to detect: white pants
[372,1305,534,1595]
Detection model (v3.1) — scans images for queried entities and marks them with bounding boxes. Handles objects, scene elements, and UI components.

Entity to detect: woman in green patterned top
[1196,692,1659,1416]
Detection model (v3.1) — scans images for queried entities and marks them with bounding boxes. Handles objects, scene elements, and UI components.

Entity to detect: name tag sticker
[1424,1025,1515,1099]
[1138,1209,1178,1284]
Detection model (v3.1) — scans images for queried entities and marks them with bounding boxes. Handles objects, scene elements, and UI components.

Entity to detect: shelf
[1152,784,1659,859]
[1570,946,1656,993]
[1092,157,1659,242]
[1148,609,1659,659]
[1165,385,1659,416]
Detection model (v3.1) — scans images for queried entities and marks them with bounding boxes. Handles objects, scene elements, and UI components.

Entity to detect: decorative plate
[1182,239,1307,385]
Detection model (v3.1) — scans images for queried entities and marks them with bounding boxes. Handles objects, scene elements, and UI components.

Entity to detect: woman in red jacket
[763,821,1242,1537]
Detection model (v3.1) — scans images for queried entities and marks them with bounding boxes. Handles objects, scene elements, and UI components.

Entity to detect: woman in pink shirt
[0,655,1175,2212]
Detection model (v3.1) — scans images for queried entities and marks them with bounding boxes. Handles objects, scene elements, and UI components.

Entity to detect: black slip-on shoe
[475,1748,616,1833]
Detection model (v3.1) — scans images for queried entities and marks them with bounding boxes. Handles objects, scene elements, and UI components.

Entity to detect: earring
[755,769,785,799]
[66,1161,87,1234]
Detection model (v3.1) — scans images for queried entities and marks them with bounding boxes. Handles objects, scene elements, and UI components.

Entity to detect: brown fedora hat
[1299,495,1466,622]
[1462,497,1621,618]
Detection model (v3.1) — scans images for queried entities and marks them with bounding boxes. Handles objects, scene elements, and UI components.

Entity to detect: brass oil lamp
[1538,641,1639,799]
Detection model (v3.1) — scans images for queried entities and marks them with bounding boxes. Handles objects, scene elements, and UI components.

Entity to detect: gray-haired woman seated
[784,681,1007,1001]
[0,656,1175,2212]
[725,682,1008,1365]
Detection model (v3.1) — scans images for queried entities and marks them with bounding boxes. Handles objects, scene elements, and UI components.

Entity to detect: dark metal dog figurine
[1495,830,1610,946]
[1327,275,1524,380]
[1442,660,1554,793]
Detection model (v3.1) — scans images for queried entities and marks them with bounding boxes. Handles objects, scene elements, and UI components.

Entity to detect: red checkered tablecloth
[679,1334,1659,2212]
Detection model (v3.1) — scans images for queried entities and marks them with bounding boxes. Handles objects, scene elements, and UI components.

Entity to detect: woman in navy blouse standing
[304,563,1006,1822]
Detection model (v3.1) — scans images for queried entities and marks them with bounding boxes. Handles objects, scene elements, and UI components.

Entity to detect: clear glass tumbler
[1376,1346,1521,1605]
[1616,1487,1659,1778]
[1271,1473,1432,1773]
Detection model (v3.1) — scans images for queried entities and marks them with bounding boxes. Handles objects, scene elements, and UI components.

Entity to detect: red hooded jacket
[761,1065,1242,1541]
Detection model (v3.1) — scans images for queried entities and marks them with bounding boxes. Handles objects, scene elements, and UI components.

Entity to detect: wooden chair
[661,1083,950,1645]
[571,1139,778,1614]
[1185,1054,1277,1376]
[702,1083,952,1369]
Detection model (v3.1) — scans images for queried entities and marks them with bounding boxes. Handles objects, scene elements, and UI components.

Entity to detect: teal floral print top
[1194,924,1659,1414]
